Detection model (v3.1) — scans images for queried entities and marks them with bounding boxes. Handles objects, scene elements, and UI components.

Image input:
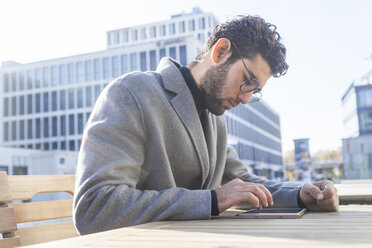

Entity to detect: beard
[200,61,232,116]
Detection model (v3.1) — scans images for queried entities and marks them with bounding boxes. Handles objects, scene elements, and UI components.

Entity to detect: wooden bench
[0,172,78,247]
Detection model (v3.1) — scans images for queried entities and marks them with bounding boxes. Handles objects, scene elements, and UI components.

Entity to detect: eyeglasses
[231,42,262,103]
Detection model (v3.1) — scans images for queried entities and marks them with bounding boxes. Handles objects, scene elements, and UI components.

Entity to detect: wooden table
[24,205,372,248]
[335,182,372,204]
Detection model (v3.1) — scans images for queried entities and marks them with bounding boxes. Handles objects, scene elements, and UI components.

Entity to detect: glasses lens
[249,91,262,103]
[241,79,258,93]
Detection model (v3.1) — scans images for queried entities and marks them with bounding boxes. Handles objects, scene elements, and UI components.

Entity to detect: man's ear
[211,38,231,64]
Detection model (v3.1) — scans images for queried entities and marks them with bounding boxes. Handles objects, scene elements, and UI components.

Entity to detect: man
[73,15,339,235]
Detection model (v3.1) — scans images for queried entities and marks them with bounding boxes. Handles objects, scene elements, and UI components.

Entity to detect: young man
[73,15,339,235]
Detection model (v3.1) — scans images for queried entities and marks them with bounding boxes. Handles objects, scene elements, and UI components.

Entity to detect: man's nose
[238,91,253,105]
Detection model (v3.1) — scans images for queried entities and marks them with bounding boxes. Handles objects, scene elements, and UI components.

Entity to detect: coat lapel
[157,58,209,185]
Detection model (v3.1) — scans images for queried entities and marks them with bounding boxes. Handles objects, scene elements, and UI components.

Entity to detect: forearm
[74,185,211,235]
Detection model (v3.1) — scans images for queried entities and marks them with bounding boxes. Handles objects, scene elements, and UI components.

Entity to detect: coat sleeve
[73,77,211,235]
[223,146,304,208]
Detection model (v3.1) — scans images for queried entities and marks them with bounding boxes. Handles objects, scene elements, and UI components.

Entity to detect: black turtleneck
[179,66,219,217]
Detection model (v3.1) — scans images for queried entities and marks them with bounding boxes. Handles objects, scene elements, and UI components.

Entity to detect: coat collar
[156,57,210,186]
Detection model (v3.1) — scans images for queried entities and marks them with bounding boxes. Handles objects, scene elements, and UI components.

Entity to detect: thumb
[307,183,324,200]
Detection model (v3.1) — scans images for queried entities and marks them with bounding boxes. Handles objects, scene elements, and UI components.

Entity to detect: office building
[0,8,284,179]
[341,69,372,179]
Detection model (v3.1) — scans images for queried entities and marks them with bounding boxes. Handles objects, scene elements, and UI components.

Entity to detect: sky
[1,0,372,155]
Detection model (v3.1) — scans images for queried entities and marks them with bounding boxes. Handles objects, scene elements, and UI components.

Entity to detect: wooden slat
[0,207,17,233]
[10,199,73,223]
[8,175,75,201]
[0,172,12,203]
[0,236,21,248]
[16,221,79,246]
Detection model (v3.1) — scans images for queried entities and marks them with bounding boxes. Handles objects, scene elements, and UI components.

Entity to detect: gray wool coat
[73,57,302,235]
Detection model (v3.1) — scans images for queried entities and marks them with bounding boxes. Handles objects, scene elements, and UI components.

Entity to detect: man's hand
[215,178,274,213]
[299,180,339,211]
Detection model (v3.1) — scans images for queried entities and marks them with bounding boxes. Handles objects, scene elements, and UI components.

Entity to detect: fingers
[305,183,324,200]
[215,179,273,212]
[300,181,340,212]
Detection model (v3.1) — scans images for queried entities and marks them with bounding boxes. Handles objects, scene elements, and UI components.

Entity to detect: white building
[0,147,77,175]
[0,8,285,180]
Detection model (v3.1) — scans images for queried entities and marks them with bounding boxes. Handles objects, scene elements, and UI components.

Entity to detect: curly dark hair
[194,15,288,78]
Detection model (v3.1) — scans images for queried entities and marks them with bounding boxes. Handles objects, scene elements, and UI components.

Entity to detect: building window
[11,121,16,140]
[35,118,41,138]
[140,28,147,40]
[34,68,41,88]
[27,94,32,114]
[150,26,156,38]
[76,61,83,82]
[44,142,49,151]
[27,70,33,89]
[169,23,176,35]
[4,98,9,117]
[69,114,75,135]
[59,64,66,85]
[77,87,83,108]
[179,21,185,33]
[94,85,100,102]
[43,117,49,138]
[19,95,25,115]
[20,120,25,140]
[198,17,205,30]
[4,122,9,141]
[122,30,129,43]
[52,116,57,137]
[35,93,41,113]
[131,29,138,41]
[67,63,74,84]
[103,57,109,79]
[52,91,57,111]
[107,32,111,46]
[68,89,74,109]
[19,71,25,91]
[61,115,66,136]
[13,166,28,175]
[11,72,17,92]
[159,48,166,61]
[43,92,49,112]
[188,19,195,31]
[52,141,58,150]
[112,56,119,78]
[11,96,16,116]
[85,86,92,107]
[150,50,157,70]
[160,24,166,36]
[42,67,49,87]
[61,141,66,150]
[114,32,120,44]
[69,140,75,151]
[94,58,101,80]
[60,90,66,110]
[121,54,128,74]
[85,60,92,81]
[3,73,9,93]
[179,46,187,65]
[0,166,8,174]
[130,53,137,71]
[51,65,57,86]
[169,47,176,60]
[78,113,84,134]
[140,52,147,71]
[27,119,32,139]
[86,112,91,123]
